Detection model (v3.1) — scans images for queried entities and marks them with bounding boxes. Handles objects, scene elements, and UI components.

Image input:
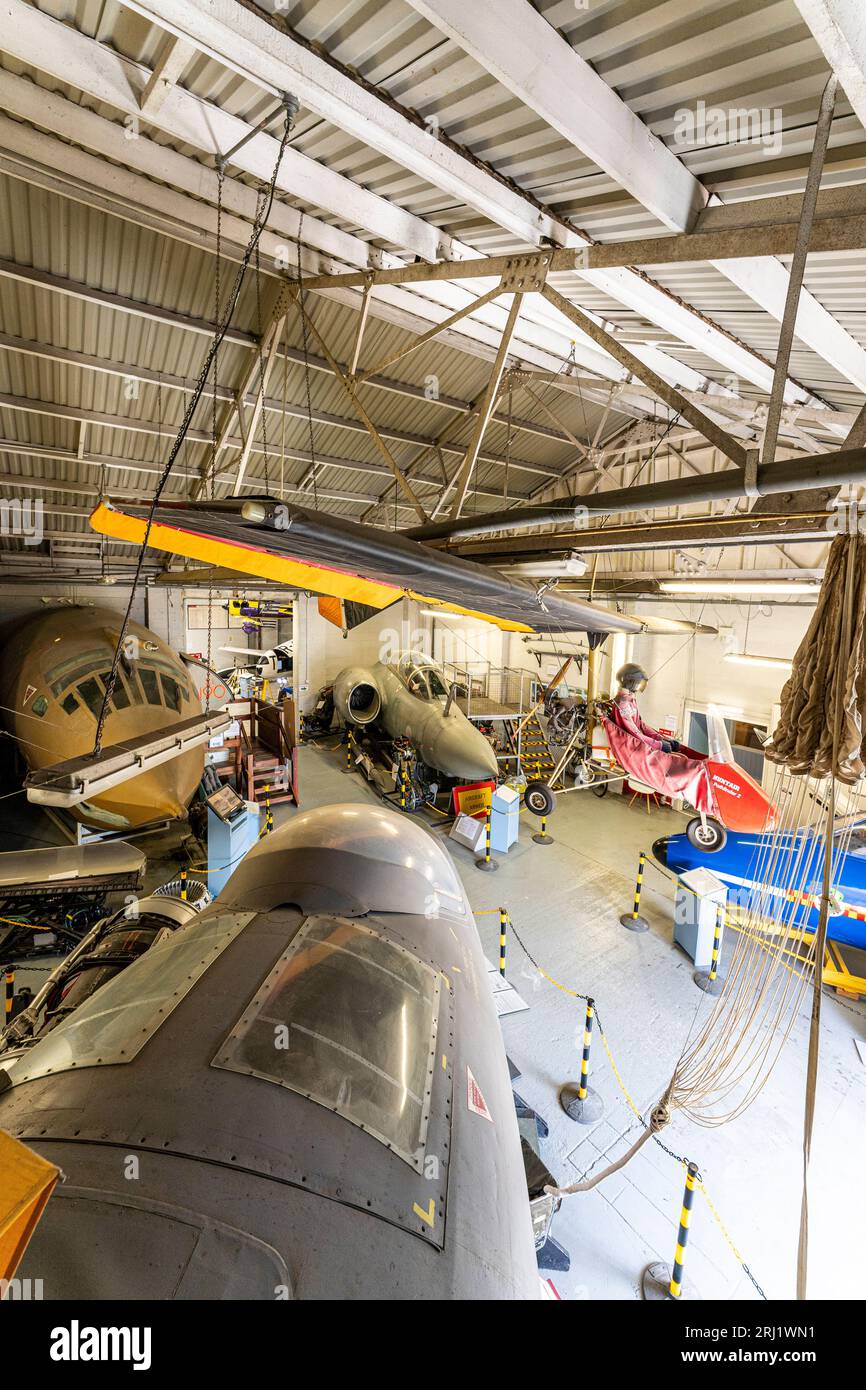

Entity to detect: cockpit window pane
[393,653,449,702]
[405,668,431,700]
[138,667,162,706]
[160,674,181,713]
[77,677,104,719]
[101,671,131,711]
[213,915,440,1171]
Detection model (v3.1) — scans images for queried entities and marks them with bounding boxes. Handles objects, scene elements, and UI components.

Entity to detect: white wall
[629,600,812,738]
[296,595,423,711]
[431,614,506,678]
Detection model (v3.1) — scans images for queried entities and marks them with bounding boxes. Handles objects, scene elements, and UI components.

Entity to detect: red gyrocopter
[602,700,776,852]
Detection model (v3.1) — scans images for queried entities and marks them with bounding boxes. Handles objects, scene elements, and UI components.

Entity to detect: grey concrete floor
[288,740,866,1302]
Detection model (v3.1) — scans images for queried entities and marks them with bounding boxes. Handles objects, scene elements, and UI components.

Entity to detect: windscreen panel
[213,915,440,1171]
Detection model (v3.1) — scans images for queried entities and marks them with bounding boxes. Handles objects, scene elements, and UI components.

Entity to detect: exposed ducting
[405,450,866,544]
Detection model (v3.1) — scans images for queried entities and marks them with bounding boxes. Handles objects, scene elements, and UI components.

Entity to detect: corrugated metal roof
[0,0,862,583]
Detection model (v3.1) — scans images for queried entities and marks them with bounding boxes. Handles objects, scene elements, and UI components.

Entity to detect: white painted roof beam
[114,0,821,404]
[795,0,866,131]
[405,0,866,401]
[406,0,707,234]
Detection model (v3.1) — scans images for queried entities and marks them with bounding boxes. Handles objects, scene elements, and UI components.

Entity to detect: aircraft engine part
[333,666,382,726]
[152,877,213,912]
[0,891,201,1056]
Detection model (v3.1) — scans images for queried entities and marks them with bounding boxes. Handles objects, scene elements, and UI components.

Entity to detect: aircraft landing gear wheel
[525,781,556,818]
[591,774,609,799]
[686,816,727,853]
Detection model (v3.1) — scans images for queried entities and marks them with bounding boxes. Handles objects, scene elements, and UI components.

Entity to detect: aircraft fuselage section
[0,607,204,828]
[334,660,498,782]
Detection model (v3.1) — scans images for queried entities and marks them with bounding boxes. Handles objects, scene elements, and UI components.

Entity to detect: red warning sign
[467,1066,493,1122]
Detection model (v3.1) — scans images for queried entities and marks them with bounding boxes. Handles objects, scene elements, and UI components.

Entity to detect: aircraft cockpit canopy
[391,654,450,702]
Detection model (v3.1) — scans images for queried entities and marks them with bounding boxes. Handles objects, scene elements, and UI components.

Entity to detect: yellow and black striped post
[399,755,408,811]
[620,850,650,932]
[642,1162,702,1301]
[4,966,14,1022]
[180,868,188,901]
[475,806,498,872]
[559,997,604,1124]
[694,903,726,995]
[344,728,354,773]
[257,784,274,838]
[499,907,508,977]
[670,1163,699,1298]
[532,812,553,845]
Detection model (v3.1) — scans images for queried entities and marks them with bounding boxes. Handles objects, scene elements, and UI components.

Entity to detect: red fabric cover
[603,701,717,814]
[612,690,666,749]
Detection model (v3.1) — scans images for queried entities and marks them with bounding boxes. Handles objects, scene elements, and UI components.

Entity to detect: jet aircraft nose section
[433,718,499,782]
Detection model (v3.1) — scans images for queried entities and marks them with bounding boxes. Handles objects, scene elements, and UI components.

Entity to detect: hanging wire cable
[90,104,296,757]
[295,209,319,513]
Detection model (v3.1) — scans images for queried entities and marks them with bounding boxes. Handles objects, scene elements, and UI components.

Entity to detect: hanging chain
[205,169,226,715]
[91,106,295,756]
[209,164,224,502]
[296,210,318,511]
[504,374,513,503]
[254,236,270,497]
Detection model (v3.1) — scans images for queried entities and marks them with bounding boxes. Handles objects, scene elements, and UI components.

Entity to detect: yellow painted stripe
[89,504,534,634]
[413,1198,435,1227]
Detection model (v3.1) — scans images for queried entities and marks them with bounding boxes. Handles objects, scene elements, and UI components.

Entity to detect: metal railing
[440,661,541,718]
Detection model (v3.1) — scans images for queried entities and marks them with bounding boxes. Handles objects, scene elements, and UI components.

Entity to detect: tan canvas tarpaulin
[767,534,866,781]
[0,1129,59,1285]
[765,532,865,1298]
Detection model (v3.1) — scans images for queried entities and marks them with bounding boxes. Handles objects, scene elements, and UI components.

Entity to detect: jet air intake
[333,667,381,726]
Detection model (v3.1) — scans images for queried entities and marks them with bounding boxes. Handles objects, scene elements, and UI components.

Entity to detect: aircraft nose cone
[651,836,669,868]
[434,720,499,782]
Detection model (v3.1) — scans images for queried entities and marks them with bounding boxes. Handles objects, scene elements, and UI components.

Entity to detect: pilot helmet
[616,662,648,693]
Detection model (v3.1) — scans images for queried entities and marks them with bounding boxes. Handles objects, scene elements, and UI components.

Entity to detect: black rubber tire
[591,776,609,799]
[686,816,727,853]
[524,780,556,818]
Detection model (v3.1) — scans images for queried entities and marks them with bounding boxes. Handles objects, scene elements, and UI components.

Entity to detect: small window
[77,677,104,719]
[213,916,440,1171]
[32,695,48,717]
[102,671,131,711]
[61,692,78,716]
[160,674,181,713]
[138,667,162,706]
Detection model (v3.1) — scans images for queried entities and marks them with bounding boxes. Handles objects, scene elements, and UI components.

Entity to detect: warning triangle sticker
[466,1066,493,1122]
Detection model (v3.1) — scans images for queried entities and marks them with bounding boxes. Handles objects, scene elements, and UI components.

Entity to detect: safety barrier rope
[487,906,768,1299]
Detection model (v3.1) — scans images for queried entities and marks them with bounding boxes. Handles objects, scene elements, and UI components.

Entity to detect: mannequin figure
[613,663,680,755]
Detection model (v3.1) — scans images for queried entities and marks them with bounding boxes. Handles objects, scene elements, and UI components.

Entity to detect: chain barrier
[498,907,768,1300]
